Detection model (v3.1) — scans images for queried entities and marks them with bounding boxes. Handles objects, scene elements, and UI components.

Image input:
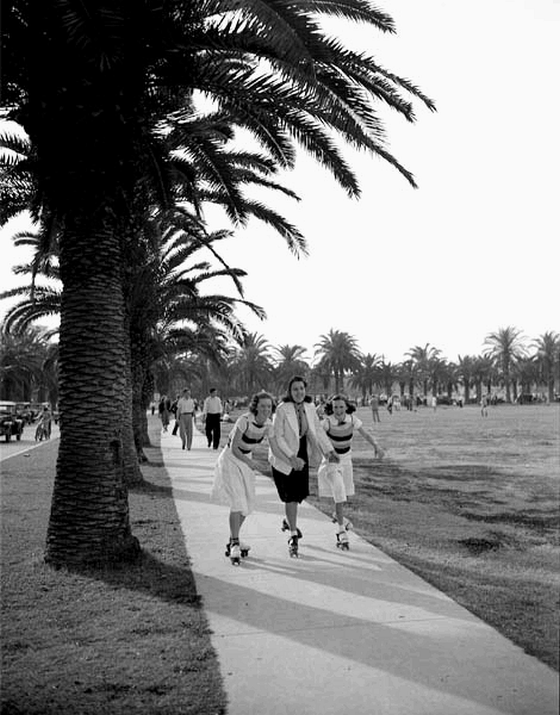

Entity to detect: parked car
[15,402,34,424]
[0,401,25,442]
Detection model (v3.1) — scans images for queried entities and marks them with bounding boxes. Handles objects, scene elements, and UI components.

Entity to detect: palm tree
[350,352,383,402]
[377,359,398,400]
[231,332,273,395]
[0,121,33,224]
[533,332,560,403]
[484,326,527,403]
[406,343,441,397]
[2,0,434,566]
[272,344,310,395]
[0,328,47,401]
[514,356,539,401]
[471,355,496,403]
[456,355,476,404]
[314,329,362,393]
[398,358,418,404]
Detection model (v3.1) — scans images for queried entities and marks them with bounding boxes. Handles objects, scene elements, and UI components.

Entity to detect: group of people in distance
[159,387,225,451]
[210,375,385,563]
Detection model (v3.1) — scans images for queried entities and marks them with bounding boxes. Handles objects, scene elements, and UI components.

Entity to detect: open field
[251,402,560,669]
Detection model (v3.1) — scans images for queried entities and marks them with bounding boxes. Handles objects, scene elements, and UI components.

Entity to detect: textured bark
[45,217,140,566]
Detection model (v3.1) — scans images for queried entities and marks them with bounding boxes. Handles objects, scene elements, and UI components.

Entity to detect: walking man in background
[177,388,196,450]
[203,387,223,450]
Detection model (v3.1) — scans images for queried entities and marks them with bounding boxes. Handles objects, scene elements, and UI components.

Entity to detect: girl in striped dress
[211,391,275,564]
[318,395,385,550]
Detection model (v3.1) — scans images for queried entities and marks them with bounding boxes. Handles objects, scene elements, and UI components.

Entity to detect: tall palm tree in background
[2,0,434,566]
[484,326,526,404]
[471,355,495,403]
[456,355,476,404]
[533,332,560,403]
[350,352,383,402]
[406,343,441,396]
[231,332,273,395]
[314,329,362,393]
[0,329,47,401]
[272,344,310,395]
[398,358,417,403]
[377,359,398,400]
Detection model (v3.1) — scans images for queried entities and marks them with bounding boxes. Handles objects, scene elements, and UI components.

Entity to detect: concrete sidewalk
[161,429,558,715]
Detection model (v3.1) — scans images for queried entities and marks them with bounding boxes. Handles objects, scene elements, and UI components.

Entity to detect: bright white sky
[1,0,558,364]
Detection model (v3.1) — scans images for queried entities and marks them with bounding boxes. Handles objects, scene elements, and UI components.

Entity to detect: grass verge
[1,423,227,715]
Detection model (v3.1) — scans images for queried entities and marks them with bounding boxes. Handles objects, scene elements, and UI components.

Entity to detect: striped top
[322,414,363,454]
[228,413,274,455]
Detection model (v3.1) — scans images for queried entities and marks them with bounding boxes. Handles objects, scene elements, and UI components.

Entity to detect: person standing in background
[369,394,381,422]
[203,387,223,450]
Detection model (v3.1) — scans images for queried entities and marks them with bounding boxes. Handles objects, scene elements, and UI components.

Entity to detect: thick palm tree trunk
[45,219,140,566]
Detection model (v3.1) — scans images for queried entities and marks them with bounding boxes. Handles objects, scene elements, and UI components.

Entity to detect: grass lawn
[252,402,559,671]
[0,421,227,715]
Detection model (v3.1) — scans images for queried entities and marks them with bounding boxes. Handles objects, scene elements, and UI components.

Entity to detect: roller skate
[225,540,251,559]
[331,513,353,531]
[336,529,350,551]
[281,518,302,539]
[228,540,242,566]
[288,534,299,558]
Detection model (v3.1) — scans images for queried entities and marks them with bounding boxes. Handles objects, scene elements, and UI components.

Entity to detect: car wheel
[16,433,21,441]
[5,434,10,442]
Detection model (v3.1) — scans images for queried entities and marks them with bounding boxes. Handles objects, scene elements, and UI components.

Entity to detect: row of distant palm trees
[158,327,560,405]
[4,324,556,415]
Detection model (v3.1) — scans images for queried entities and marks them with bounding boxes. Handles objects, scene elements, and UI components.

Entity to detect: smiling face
[290,380,306,404]
[332,399,347,420]
[255,397,272,423]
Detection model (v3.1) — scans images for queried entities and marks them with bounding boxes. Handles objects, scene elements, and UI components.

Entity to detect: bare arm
[357,426,385,459]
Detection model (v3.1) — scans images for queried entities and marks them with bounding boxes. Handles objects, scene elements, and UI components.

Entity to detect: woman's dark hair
[324,394,356,415]
[249,391,275,415]
[283,375,312,403]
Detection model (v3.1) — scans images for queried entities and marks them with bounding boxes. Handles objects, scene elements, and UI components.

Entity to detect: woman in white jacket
[269,376,338,557]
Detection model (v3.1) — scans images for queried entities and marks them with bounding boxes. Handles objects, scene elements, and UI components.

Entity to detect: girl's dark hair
[283,375,312,403]
[324,394,356,415]
[249,391,275,415]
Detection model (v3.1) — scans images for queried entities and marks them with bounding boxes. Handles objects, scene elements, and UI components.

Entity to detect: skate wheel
[240,549,249,558]
[231,557,241,565]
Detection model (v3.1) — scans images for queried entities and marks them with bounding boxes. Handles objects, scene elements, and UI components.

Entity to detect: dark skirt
[272,437,309,503]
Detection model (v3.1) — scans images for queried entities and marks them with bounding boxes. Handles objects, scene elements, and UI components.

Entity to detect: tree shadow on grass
[63,548,203,607]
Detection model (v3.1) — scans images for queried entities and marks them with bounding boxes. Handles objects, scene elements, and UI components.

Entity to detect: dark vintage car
[0,402,25,442]
[15,402,35,424]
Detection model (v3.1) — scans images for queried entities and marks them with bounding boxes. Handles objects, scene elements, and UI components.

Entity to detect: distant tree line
[2,326,558,410]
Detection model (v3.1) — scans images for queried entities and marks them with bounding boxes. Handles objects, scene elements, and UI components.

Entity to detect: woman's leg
[334,500,344,527]
[229,511,244,541]
[285,501,298,531]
